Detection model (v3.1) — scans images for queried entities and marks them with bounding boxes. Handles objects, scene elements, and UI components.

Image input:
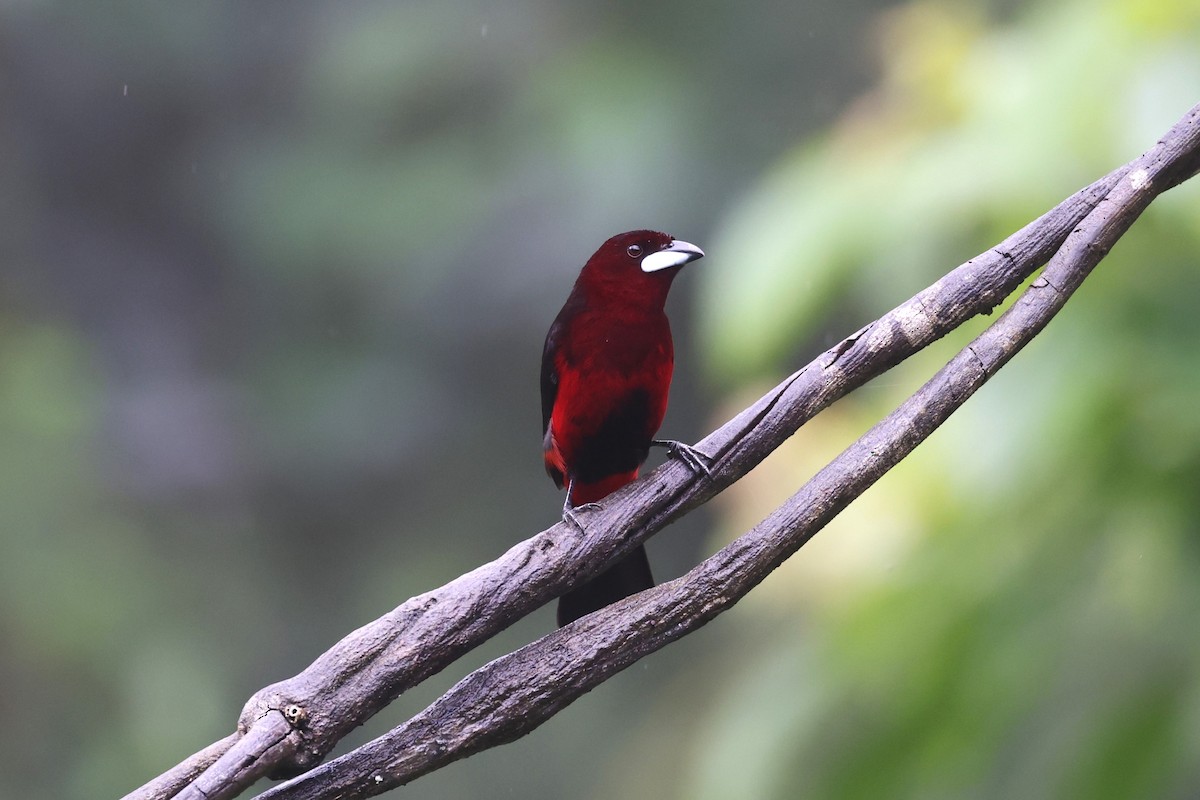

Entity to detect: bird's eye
[626,244,643,258]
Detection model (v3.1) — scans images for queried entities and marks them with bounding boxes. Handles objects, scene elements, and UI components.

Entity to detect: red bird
[542,230,705,626]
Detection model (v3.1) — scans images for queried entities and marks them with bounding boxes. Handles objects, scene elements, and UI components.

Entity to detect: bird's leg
[651,439,714,478]
[562,478,601,534]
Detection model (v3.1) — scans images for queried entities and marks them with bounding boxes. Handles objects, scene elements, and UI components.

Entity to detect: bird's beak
[640,239,705,273]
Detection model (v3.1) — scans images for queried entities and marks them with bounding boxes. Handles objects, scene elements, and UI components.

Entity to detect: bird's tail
[556,544,654,627]
[557,470,654,626]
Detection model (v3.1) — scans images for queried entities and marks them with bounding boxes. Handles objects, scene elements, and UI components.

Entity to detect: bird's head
[577,230,705,305]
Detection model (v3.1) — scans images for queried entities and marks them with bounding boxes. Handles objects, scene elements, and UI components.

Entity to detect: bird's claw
[652,439,714,478]
[562,500,601,534]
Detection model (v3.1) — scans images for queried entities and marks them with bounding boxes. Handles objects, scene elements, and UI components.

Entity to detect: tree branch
[127,734,240,800]
[125,102,1200,800]
[249,99,1200,800]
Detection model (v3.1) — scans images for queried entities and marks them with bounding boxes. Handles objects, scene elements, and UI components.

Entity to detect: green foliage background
[1,1,1198,799]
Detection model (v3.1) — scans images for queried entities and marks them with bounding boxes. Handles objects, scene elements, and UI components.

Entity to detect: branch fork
[126,102,1200,800]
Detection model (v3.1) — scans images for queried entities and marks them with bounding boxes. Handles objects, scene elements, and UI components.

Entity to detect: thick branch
[127,102,1200,800]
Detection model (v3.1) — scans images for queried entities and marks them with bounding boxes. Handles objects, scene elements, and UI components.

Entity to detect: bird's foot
[651,439,714,478]
[562,500,601,535]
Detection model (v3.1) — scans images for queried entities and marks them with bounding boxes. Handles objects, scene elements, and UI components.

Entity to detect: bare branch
[173,711,295,800]
[127,102,1200,800]
[123,735,238,800]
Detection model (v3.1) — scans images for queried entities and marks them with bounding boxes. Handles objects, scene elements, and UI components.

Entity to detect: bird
[541,229,706,626]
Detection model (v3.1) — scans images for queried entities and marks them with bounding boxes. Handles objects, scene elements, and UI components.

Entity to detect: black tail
[556,544,654,627]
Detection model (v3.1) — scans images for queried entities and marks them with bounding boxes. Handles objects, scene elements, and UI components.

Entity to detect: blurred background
[2,1,1199,798]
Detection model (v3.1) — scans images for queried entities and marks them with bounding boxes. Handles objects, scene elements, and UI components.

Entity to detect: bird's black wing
[540,316,564,438]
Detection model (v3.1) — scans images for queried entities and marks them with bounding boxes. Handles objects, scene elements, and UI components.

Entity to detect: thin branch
[175,711,295,800]
[127,735,239,800]
[126,102,1200,800]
